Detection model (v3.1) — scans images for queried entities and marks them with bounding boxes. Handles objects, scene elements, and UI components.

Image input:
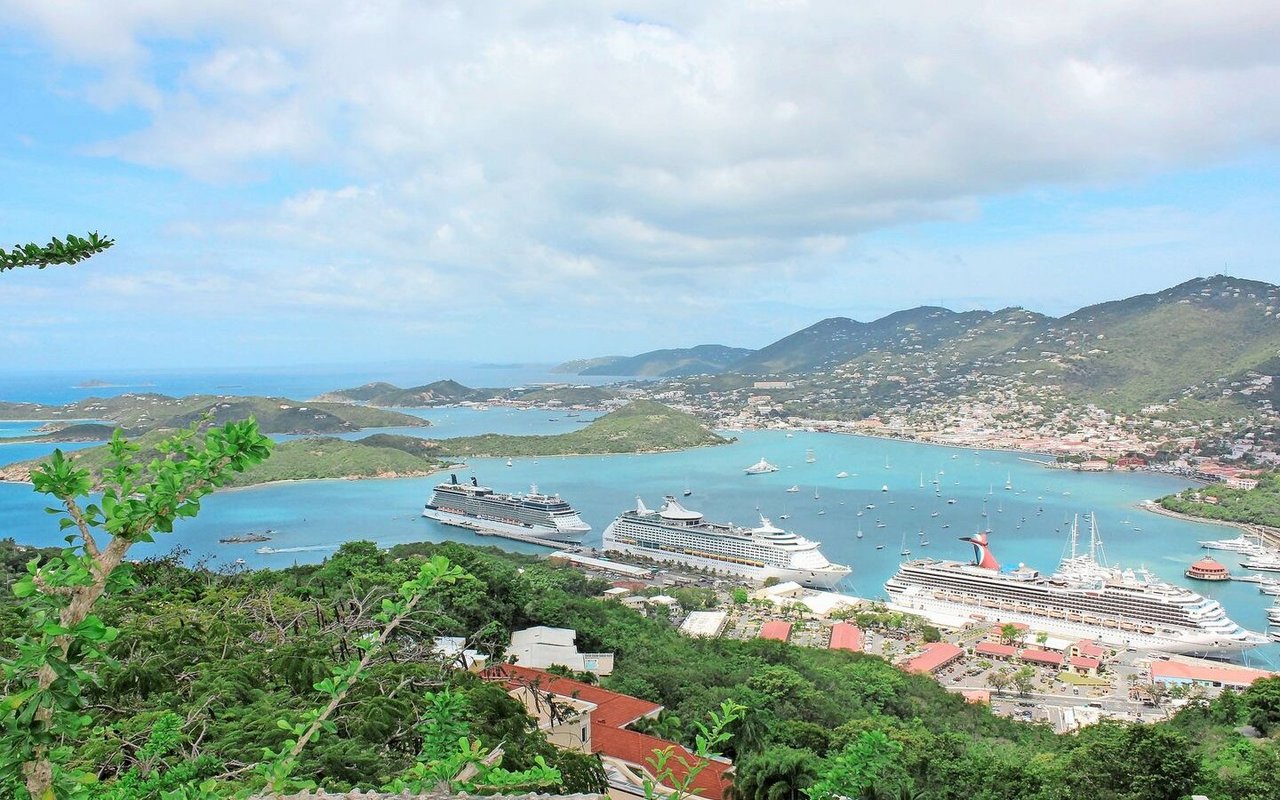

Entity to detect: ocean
[1,366,1277,668]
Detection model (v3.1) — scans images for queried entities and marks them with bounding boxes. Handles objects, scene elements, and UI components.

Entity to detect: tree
[0,232,114,272]
[1,423,272,799]
[735,747,820,800]
[805,730,906,800]
[998,623,1023,647]
[1242,676,1280,735]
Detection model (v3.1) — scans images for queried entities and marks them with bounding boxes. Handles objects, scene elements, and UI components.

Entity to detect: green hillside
[225,437,441,486]
[512,386,616,406]
[434,399,727,456]
[0,393,427,436]
[316,379,490,406]
[576,344,755,377]
[1158,471,1280,528]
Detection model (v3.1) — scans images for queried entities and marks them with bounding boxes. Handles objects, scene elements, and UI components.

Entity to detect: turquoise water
[1,409,1277,667]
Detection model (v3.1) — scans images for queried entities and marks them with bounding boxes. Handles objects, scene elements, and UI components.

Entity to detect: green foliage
[0,233,114,272]
[643,700,744,800]
[1159,471,1280,528]
[1,420,272,799]
[806,729,906,800]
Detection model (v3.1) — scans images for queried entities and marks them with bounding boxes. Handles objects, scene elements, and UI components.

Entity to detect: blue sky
[2,1,1279,370]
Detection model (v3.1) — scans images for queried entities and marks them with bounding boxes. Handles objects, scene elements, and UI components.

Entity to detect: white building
[508,626,615,676]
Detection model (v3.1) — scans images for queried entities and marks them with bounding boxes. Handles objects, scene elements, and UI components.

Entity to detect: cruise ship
[423,475,590,543]
[602,497,851,589]
[885,518,1265,655]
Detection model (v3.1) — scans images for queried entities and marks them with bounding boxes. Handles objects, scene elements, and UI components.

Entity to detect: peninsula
[0,400,724,488]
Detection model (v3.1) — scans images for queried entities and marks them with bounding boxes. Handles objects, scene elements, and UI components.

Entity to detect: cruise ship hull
[604,525,849,590]
[423,507,586,544]
[885,582,1262,655]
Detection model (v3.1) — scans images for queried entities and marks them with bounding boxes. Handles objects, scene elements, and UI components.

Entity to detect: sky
[2,1,1280,371]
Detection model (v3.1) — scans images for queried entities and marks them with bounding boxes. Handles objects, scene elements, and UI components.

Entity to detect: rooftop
[759,621,793,642]
[828,622,863,652]
[902,642,964,674]
[482,665,661,728]
[1150,660,1273,687]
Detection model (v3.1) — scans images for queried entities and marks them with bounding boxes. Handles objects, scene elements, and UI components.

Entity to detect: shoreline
[1139,500,1280,548]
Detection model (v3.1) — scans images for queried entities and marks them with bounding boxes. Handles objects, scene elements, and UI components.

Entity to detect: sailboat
[919,472,925,488]
[884,456,891,469]
[805,449,816,464]
[900,531,911,556]
[1005,472,1013,491]
[814,487,821,500]
[856,524,864,539]
[506,458,513,467]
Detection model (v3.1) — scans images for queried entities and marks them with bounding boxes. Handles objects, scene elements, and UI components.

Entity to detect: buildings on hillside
[508,626,615,676]
[484,664,733,800]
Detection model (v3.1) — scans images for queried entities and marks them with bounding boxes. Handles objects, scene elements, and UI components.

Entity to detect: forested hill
[314,379,489,406]
[0,393,426,437]
[565,344,756,377]
[432,399,727,456]
[556,275,1280,412]
[2,536,1277,798]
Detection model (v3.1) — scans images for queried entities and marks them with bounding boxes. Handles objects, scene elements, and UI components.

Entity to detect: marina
[4,406,1280,662]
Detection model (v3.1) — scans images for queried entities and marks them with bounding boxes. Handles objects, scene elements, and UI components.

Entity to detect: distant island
[0,393,428,442]
[315,379,617,409]
[0,401,724,489]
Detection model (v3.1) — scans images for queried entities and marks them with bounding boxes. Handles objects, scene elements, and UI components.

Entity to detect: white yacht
[745,458,780,475]
[603,497,850,589]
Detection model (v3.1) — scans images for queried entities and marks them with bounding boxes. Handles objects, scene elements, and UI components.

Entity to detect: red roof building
[1070,640,1106,660]
[1069,656,1101,675]
[1185,556,1231,581]
[484,664,733,800]
[759,621,793,642]
[1149,660,1273,689]
[975,642,1017,660]
[482,664,661,728]
[592,724,733,799]
[828,622,863,652]
[902,642,964,674]
[1020,648,1065,668]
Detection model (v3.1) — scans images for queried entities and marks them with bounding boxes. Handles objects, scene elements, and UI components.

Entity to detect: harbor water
[2,375,1278,667]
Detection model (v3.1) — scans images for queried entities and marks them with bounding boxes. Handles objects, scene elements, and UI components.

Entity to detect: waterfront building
[1148,660,1273,690]
[759,621,792,642]
[828,622,864,652]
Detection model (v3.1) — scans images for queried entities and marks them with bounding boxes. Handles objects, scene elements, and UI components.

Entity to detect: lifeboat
[1067,612,1083,622]
[1119,621,1137,631]
[1139,625,1156,634]
[1103,619,1119,628]
[1048,609,1067,618]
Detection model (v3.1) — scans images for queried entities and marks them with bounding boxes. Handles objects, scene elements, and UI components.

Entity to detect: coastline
[1139,500,1280,548]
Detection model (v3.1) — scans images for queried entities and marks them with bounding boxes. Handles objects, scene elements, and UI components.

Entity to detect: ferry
[423,475,590,543]
[884,516,1265,655]
[602,496,850,589]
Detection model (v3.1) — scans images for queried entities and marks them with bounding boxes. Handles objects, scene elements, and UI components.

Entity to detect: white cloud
[3,1,1280,364]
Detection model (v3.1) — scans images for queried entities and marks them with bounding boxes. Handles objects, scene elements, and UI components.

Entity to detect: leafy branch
[0,421,273,800]
[643,700,744,800]
[0,233,115,273]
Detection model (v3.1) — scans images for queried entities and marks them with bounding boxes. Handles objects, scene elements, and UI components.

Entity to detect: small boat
[506,458,513,467]
[814,488,821,500]
[785,433,794,438]
[255,546,278,555]
[1004,473,1013,490]
[866,503,876,509]
[857,510,863,516]
[856,525,864,539]
[921,540,930,546]
[919,473,925,488]
[805,449,816,464]
[818,510,826,516]
[930,511,940,517]
[836,471,849,479]
[876,520,886,528]
[946,498,957,505]
[683,488,692,497]
[745,458,779,474]
[900,532,911,556]
[779,514,790,520]
[876,544,885,550]
[787,485,800,493]
[233,558,246,566]
[881,484,889,492]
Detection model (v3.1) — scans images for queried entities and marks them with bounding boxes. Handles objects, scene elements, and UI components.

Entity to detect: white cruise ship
[885,518,1265,655]
[423,475,590,543]
[603,497,851,589]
